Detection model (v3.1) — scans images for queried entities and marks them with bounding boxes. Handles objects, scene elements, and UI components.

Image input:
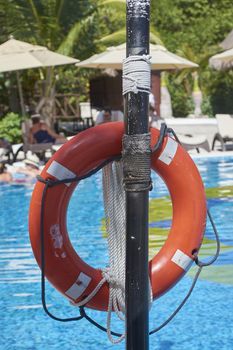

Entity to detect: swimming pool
[1,155,233,350]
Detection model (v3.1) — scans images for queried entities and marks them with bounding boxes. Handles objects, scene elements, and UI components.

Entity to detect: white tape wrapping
[158,137,178,165]
[171,249,193,271]
[46,160,76,186]
[65,272,92,300]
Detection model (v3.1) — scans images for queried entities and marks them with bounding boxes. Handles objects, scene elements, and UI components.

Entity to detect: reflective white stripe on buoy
[65,273,92,300]
[171,249,193,271]
[158,137,178,165]
[47,160,76,186]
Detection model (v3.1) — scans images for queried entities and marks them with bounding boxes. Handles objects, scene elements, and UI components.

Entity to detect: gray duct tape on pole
[122,55,152,192]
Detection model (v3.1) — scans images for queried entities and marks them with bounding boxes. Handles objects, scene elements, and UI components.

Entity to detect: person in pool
[0,163,12,182]
[0,159,40,184]
[29,114,66,144]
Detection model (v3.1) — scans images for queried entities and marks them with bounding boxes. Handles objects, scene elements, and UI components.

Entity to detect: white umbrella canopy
[77,43,198,70]
[0,37,78,73]
[209,48,233,70]
[0,37,78,115]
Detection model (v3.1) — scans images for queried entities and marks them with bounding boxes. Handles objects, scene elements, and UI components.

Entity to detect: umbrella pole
[16,71,26,116]
[124,1,150,349]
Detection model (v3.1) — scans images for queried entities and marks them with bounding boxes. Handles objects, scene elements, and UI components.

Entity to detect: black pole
[124,1,150,349]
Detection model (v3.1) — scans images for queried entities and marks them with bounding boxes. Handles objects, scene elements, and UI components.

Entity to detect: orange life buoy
[29,122,206,311]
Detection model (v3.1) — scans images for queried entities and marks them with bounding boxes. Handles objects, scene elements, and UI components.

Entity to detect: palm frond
[57,22,83,55]
[26,0,42,27]
[99,28,163,47]
[58,13,97,56]
[56,0,65,20]
[150,30,164,45]
[98,28,126,46]
[99,0,125,12]
[100,0,125,6]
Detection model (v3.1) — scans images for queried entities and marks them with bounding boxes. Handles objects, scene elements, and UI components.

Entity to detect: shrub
[0,113,22,144]
[169,84,194,118]
[201,96,214,117]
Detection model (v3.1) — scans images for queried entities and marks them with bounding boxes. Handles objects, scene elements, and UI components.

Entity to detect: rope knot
[102,268,113,283]
[102,268,125,290]
[142,54,151,64]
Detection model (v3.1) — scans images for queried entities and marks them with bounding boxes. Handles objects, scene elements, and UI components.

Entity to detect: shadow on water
[159,340,174,350]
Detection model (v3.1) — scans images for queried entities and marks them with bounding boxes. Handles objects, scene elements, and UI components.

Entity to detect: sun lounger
[212,114,233,151]
[152,121,210,153]
[178,134,210,153]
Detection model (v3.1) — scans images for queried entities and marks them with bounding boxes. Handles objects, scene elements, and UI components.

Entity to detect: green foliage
[99,0,125,11]
[99,29,163,47]
[0,0,95,50]
[0,0,101,115]
[0,1,26,44]
[1,0,233,116]
[0,113,22,143]
[55,67,93,102]
[169,82,194,118]
[204,69,233,115]
[0,0,128,110]
[99,29,126,46]
[201,96,214,117]
[152,0,233,52]
[152,0,233,115]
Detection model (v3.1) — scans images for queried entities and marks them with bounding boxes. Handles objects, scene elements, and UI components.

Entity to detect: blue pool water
[1,155,233,350]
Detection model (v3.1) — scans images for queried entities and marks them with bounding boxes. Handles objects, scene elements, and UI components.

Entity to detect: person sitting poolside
[0,138,13,162]
[95,108,124,125]
[0,138,11,150]
[29,114,66,144]
[149,105,163,129]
